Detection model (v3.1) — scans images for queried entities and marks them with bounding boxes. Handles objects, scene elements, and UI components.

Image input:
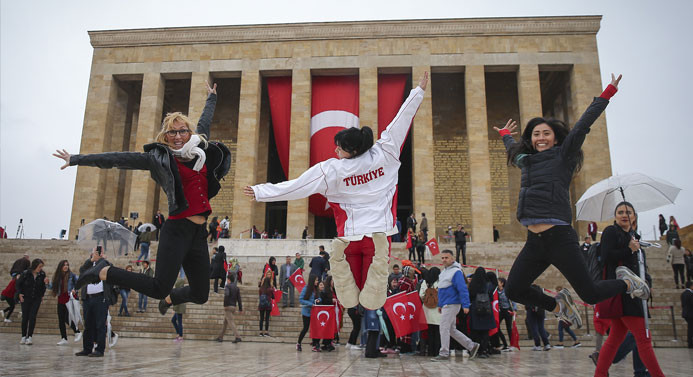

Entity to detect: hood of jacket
[438,262,462,289]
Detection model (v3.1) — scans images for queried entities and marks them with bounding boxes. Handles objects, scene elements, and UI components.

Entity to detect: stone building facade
[69,16,612,242]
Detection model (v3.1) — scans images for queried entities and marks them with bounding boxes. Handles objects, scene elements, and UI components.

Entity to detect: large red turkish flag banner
[310,305,336,339]
[289,268,306,292]
[406,291,428,332]
[425,238,440,256]
[489,288,499,336]
[383,292,413,337]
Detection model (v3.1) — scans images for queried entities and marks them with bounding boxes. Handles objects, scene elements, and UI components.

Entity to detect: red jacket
[1,278,16,298]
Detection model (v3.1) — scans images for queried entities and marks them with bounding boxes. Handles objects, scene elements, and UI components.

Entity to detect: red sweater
[168,159,211,220]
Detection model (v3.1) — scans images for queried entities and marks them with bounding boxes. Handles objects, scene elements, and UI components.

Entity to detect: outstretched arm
[54,149,155,171]
[195,81,218,139]
[493,119,519,152]
[245,162,328,202]
[377,72,427,160]
[561,73,621,159]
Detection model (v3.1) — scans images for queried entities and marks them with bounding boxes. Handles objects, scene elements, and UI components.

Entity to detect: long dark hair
[320,276,334,303]
[51,260,70,296]
[469,267,488,294]
[30,258,43,272]
[425,267,440,287]
[334,126,374,158]
[506,117,583,172]
[304,275,319,300]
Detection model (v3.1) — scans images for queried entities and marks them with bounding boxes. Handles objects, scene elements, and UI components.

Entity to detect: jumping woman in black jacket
[493,73,648,328]
[54,82,231,314]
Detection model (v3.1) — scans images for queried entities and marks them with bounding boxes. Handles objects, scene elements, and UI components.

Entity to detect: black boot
[74,259,110,290]
[365,331,385,358]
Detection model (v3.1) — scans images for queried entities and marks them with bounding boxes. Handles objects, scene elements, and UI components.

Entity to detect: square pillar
[359,67,378,139]
[285,69,311,238]
[68,74,120,238]
[231,70,262,237]
[127,73,164,224]
[465,66,493,242]
[411,66,436,239]
[187,71,211,122]
[517,64,542,131]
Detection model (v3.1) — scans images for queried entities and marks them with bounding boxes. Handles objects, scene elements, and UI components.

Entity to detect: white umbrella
[138,223,156,233]
[66,294,82,328]
[575,172,681,339]
[78,219,137,256]
[575,173,680,221]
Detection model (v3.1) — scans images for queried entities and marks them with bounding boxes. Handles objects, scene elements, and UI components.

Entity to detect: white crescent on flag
[393,302,406,316]
[317,310,330,326]
[310,110,360,137]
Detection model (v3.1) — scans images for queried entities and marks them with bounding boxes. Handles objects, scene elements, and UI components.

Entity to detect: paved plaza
[1,334,691,376]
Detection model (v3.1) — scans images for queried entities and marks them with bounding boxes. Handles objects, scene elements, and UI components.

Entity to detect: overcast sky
[1,0,691,240]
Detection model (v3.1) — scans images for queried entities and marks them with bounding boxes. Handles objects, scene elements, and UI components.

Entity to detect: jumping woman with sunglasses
[53,81,231,314]
[493,73,649,329]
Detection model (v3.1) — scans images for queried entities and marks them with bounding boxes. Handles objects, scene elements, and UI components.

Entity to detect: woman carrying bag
[51,260,82,345]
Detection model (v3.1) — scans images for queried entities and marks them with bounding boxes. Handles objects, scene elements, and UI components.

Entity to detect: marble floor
[1,334,691,376]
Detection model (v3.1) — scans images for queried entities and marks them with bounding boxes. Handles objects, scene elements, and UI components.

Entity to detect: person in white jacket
[245,72,429,310]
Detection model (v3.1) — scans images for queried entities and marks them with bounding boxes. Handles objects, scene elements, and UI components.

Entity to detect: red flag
[425,238,440,256]
[310,305,336,339]
[406,233,413,249]
[489,288,500,336]
[406,291,428,332]
[288,268,306,292]
[383,292,413,337]
[510,312,520,349]
[270,290,282,316]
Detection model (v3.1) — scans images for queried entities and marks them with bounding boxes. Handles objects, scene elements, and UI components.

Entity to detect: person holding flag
[245,73,429,311]
[431,250,480,361]
[296,275,319,352]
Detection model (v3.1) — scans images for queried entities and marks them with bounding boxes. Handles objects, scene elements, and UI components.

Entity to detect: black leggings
[347,308,362,345]
[107,219,210,305]
[408,247,416,261]
[673,264,685,286]
[259,309,271,331]
[505,226,627,311]
[57,303,79,339]
[416,247,425,265]
[21,299,41,337]
[1,295,15,318]
[298,314,318,345]
[498,308,513,347]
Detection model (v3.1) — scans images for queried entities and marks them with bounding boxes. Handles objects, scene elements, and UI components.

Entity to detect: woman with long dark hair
[419,267,441,356]
[315,277,335,351]
[493,74,648,328]
[297,275,319,352]
[245,73,428,311]
[258,269,274,337]
[54,82,231,315]
[468,267,495,357]
[51,260,82,344]
[668,239,686,289]
[658,214,667,237]
[594,202,664,377]
[16,258,47,345]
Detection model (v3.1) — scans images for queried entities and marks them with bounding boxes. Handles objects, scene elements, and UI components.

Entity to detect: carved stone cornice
[89,16,601,48]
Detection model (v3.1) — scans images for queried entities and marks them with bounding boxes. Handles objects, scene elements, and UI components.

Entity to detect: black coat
[469,281,496,330]
[78,259,117,306]
[681,289,693,320]
[15,269,46,301]
[210,251,227,279]
[502,96,610,224]
[601,225,651,318]
[10,258,30,277]
[309,257,327,277]
[70,94,232,217]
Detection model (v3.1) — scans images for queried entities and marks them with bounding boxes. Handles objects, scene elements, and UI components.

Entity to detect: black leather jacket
[69,94,231,217]
[502,96,609,224]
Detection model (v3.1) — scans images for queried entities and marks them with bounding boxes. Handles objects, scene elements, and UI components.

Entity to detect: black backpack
[474,291,492,316]
[585,242,603,283]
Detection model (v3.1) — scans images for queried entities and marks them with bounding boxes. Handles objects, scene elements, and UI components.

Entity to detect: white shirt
[252,87,425,241]
[87,281,104,295]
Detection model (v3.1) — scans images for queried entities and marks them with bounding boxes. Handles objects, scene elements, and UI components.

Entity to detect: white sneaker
[57,338,68,345]
[74,332,83,342]
[4,318,11,323]
[109,333,119,347]
[450,349,456,357]
[0,310,4,318]
[543,344,552,351]
[19,337,26,344]
[532,346,542,351]
[25,336,32,345]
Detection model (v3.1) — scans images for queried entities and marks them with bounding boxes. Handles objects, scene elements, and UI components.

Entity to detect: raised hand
[610,73,622,89]
[418,71,429,91]
[493,119,518,135]
[205,80,217,95]
[243,186,256,201]
[52,149,71,170]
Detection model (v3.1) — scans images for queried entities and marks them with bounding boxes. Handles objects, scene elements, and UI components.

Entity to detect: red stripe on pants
[594,316,665,377]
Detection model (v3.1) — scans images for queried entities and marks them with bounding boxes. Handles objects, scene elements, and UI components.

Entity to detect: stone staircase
[0,238,687,347]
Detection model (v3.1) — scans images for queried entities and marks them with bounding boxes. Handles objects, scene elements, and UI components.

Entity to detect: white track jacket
[251,86,425,241]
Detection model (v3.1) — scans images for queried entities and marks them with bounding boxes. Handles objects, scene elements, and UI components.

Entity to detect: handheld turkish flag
[489,288,500,336]
[310,305,336,339]
[406,291,428,332]
[271,290,282,316]
[289,268,306,292]
[510,312,521,349]
[383,292,413,337]
[425,238,440,256]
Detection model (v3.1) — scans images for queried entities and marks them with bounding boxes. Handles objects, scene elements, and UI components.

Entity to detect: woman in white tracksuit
[245,72,428,311]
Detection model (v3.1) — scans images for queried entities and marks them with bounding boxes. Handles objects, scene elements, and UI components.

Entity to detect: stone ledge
[89,16,601,48]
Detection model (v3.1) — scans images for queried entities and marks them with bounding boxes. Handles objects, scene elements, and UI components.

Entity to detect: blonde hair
[155,112,208,147]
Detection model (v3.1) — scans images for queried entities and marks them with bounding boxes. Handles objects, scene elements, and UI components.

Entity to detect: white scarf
[170,134,206,171]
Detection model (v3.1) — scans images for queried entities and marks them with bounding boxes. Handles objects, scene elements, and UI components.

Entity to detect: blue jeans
[138,293,147,311]
[171,313,183,337]
[613,332,650,377]
[558,320,577,342]
[138,243,150,261]
[119,289,130,315]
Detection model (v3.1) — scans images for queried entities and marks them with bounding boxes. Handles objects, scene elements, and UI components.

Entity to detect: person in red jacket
[1,277,18,322]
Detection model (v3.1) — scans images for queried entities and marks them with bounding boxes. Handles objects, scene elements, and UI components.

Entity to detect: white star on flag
[409,314,414,320]
[321,322,326,326]
[400,315,405,320]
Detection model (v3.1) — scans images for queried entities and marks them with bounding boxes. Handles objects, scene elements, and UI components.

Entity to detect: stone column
[187,71,211,122]
[465,65,493,242]
[285,69,311,239]
[126,73,164,223]
[569,64,612,231]
[411,66,436,239]
[68,74,120,238]
[517,64,542,131]
[231,70,262,238]
[359,67,378,139]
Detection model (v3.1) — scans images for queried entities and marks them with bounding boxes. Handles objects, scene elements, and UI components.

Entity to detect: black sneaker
[88,352,104,357]
[232,338,242,344]
[75,350,91,356]
[589,351,599,366]
[158,299,171,315]
[74,259,110,290]
[469,343,481,359]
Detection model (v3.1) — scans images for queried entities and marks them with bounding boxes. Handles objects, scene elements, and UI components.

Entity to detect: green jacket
[294,257,304,270]
[172,278,186,314]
